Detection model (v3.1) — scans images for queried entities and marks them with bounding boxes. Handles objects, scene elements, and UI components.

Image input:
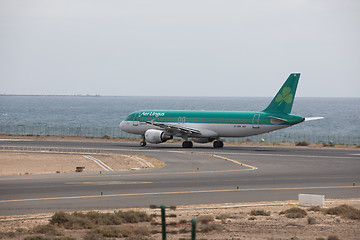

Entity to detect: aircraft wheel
[213,140,224,148]
[140,141,147,147]
[182,141,193,148]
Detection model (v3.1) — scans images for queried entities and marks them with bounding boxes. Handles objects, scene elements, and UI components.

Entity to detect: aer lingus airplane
[120,73,323,148]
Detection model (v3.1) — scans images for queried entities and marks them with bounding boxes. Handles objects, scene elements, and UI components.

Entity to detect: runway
[0,139,359,216]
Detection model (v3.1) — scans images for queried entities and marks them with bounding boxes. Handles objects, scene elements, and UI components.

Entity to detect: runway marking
[211,154,258,170]
[114,148,356,160]
[168,151,258,171]
[2,145,356,160]
[84,155,113,171]
[0,186,358,203]
[65,181,152,185]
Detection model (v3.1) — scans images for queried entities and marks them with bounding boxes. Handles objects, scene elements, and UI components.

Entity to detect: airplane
[120,73,323,148]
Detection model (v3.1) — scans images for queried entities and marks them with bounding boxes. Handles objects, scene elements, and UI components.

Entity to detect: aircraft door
[252,114,260,128]
[133,113,140,126]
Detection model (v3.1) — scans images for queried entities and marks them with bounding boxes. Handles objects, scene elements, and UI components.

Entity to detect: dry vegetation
[1,201,359,240]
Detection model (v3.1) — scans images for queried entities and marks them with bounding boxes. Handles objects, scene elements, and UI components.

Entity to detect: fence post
[191,218,197,240]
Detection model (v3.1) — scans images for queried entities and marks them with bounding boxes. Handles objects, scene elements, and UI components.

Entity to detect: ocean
[0,96,359,144]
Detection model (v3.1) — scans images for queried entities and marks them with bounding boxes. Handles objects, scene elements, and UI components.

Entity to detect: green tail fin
[263,73,300,114]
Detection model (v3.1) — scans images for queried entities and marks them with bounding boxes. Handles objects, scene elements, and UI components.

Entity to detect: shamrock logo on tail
[275,87,293,106]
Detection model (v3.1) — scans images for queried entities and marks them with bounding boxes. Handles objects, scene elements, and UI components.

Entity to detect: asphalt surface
[0,139,359,216]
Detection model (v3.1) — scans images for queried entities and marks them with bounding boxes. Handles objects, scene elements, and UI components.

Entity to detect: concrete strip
[83,155,113,171]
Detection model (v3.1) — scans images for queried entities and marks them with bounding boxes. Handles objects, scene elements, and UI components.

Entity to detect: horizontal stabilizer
[304,117,324,122]
[269,116,288,125]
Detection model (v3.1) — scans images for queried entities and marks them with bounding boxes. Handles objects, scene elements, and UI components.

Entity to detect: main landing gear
[182,141,193,148]
[213,140,224,148]
[140,135,146,147]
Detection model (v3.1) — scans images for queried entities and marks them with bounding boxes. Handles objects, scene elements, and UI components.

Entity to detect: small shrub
[115,210,152,223]
[24,236,49,240]
[250,209,271,216]
[280,207,307,218]
[179,227,190,233]
[296,141,310,146]
[32,224,62,236]
[307,217,316,225]
[216,214,229,221]
[179,219,188,224]
[199,223,225,233]
[325,204,360,220]
[328,236,340,240]
[308,206,323,212]
[248,217,256,220]
[0,231,16,238]
[315,238,325,240]
[83,232,106,240]
[197,215,215,224]
[101,135,110,139]
[91,226,134,238]
[86,211,123,225]
[133,227,151,236]
[50,211,72,226]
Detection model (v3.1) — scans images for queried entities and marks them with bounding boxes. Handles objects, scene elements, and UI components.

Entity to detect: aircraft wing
[146,121,201,136]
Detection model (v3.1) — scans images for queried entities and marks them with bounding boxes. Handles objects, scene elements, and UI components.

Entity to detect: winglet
[263,73,300,114]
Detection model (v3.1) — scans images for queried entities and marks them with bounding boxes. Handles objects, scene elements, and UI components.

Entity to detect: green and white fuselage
[121,110,304,138]
[120,73,322,148]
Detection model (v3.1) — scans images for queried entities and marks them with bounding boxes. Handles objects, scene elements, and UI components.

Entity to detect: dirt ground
[0,200,359,239]
[0,151,165,176]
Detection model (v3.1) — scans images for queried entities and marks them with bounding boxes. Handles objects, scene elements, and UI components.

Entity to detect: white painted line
[84,155,113,171]
[0,139,31,141]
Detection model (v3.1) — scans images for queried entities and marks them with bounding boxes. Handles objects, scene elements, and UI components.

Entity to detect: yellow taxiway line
[211,154,258,170]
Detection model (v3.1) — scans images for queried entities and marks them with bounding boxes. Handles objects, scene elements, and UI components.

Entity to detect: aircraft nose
[119,121,125,130]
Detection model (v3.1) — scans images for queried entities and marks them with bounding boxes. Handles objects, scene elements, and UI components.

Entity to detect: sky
[1,0,359,97]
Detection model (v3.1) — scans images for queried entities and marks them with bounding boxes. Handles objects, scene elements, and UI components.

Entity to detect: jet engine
[145,129,173,144]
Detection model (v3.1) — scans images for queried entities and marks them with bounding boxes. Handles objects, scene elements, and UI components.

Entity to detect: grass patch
[250,209,271,216]
[296,141,310,146]
[280,207,307,218]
